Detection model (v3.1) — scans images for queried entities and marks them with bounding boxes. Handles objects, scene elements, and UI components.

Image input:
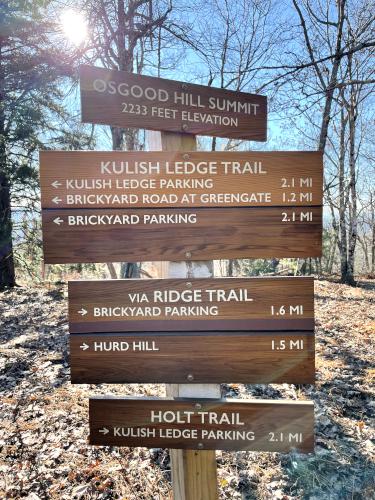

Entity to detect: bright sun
[60,9,88,46]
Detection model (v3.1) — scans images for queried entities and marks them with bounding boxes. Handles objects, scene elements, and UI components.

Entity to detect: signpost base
[148,130,220,500]
[166,384,221,500]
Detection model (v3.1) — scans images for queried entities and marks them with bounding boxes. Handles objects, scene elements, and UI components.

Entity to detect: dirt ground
[0,278,374,499]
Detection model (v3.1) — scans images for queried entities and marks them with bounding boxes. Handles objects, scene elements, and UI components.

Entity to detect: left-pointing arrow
[99,427,109,435]
[51,180,62,188]
[80,343,89,351]
[53,217,64,225]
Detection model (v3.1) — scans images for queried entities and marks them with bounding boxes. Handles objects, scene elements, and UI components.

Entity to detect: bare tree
[264,0,374,284]
[82,0,173,278]
[85,0,172,150]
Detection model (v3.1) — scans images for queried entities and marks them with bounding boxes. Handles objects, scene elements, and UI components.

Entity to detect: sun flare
[60,9,88,46]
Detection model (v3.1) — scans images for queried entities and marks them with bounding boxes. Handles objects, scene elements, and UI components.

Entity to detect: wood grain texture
[68,277,314,333]
[150,129,219,500]
[182,450,218,500]
[39,150,322,208]
[69,331,315,384]
[80,66,267,140]
[89,397,314,452]
[42,206,322,264]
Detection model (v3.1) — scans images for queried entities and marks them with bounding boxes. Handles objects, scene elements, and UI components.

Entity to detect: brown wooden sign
[89,397,314,452]
[39,150,322,209]
[80,65,267,140]
[70,331,315,384]
[42,206,322,264]
[69,277,314,333]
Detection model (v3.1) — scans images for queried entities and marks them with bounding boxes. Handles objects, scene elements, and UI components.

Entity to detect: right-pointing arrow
[78,308,88,316]
[99,427,109,435]
[53,217,64,225]
[79,343,89,351]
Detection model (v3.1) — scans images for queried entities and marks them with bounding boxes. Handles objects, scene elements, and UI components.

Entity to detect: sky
[58,1,301,153]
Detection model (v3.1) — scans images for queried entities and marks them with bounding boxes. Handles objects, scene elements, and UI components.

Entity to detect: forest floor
[0,278,374,500]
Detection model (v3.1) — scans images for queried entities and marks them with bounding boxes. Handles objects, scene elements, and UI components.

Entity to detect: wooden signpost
[42,206,322,264]
[39,65,321,499]
[40,148,323,264]
[39,150,322,208]
[70,331,314,384]
[69,277,315,384]
[79,65,267,140]
[89,397,314,452]
[68,277,314,332]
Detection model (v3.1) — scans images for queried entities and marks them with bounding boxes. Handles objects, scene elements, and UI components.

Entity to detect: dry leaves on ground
[0,279,374,499]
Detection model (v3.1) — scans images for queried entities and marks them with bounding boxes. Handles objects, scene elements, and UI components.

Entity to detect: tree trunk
[270,258,279,273]
[0,172,16,288]
[111,126,124,150]
[327,231,338,274]
[315,257,322,275]
[299,259,308,275]
[0,35,16,288]
[358,235,370,274]
[107,262,118,279]
[317,0,345,152]
[338,108,350,283]
[371,193,375,274]
[345,107,357,286]
[120,262,140,278]
[342,55,357,286]
[227,259,234,276]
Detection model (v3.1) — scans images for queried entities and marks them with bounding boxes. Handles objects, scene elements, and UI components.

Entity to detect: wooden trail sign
[80,65,267,140]
[70,331,315,384]
[89,397,314,452]
[39,150,323,209]
[42,206,322,264]
[68,277,314,333]
[69,277,315,384]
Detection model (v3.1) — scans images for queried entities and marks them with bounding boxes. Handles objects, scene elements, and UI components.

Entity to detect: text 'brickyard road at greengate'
[43,158,318,207]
